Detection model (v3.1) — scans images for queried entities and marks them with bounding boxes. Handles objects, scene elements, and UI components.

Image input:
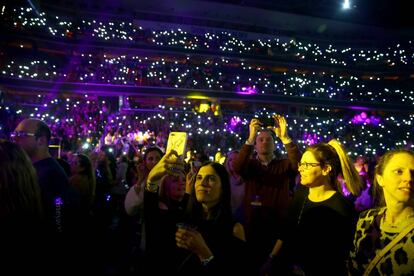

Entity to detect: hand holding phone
[166,132,188,158]
[259,116,274,128]
[146,150,185,191]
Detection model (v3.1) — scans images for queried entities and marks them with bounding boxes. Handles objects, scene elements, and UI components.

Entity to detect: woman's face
[377,153,414,205]
[165,174,186,201]
[145,150,162,171]
[298,151,325,187]
[195,165,222,208]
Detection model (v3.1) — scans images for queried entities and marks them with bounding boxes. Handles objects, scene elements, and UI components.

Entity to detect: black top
[144,190,190,275]
[34,157,80,233]
[176,219,252,276]
[144,190,252,276]
[282,186,357,276]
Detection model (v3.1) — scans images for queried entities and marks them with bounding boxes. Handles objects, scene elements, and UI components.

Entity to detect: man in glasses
[13,119,80,236]
[13,119,82,272]
[12,119,50,162]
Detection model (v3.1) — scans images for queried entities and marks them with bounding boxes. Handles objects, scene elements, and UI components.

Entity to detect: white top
[124,180,145,216]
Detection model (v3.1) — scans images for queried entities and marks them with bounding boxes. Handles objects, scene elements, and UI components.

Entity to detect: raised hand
[272,115,292,144]
[146,150,185,191]
[247,118,262,144]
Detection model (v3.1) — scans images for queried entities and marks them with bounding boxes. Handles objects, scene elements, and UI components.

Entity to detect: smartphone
[259,116,274,128]
[166,132,188,157]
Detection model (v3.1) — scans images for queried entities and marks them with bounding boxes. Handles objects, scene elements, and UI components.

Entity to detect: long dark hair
[77,154,95,181]
[186,162,232,235]
[75,153,96,200]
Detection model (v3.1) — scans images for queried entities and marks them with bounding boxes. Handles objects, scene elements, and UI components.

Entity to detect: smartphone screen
[166,132,188,157]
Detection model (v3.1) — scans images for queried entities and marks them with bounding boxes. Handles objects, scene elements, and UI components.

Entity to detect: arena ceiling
[204,0,414,29]
[22,0,414,29]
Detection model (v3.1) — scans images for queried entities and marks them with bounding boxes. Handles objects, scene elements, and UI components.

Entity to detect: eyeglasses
[298,162,321,169]
[10,131,37,138]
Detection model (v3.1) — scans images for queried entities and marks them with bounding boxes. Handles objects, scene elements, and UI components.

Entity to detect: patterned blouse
[349,207,414,275]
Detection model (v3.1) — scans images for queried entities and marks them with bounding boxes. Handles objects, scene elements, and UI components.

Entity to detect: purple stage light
[236,85,257,95]
[351,112,380,125]
[228,116,241,131]
[303,132,320,145]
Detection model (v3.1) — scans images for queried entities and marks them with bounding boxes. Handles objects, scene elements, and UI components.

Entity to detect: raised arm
[232,118,261,175]
[146,150,185,192]
[270,114,300,173]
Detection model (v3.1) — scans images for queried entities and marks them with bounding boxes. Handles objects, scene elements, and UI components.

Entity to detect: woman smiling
[263,139,362,275]
[349,149,414,275]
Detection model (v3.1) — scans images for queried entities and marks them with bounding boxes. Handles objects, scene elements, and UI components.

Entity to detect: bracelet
[201,255,214,266]
[146,182,158,192]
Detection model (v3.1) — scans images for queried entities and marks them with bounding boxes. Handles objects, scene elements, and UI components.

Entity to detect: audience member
[224,150,246,223]
[69,153,96,214]
[349,149,414,275]
[124,147,163,216]
[265,139,361,275]
[12,118,81,273]
[143,153,189,275]
[12,118,80,233]
[174,161,251,275]
[232,114,301,273]
[0,140,45,274]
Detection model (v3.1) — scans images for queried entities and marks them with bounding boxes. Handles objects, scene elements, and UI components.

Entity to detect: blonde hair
[328,140,362,196]
[158,173,185,206]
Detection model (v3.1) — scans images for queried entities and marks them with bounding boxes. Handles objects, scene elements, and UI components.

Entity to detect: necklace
[381,211,414,233]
